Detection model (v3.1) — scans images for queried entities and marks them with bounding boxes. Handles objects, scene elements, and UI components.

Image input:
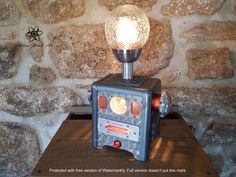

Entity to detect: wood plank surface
[31,118,219,177]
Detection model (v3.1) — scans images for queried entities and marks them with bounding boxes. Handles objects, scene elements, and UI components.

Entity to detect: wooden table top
[31,114,219,177]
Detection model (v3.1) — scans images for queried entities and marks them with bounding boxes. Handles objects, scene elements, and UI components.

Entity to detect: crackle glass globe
[105,5,150,50]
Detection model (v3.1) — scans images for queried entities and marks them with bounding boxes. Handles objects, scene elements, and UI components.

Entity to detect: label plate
[98,118,139,142]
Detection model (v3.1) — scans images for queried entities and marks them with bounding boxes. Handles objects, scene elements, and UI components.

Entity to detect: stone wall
[0,0,235,177]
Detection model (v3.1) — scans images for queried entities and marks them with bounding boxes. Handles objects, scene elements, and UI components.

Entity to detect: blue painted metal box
[91,73,161,161]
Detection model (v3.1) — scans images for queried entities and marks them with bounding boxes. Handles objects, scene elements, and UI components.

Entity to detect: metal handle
[87,89,92,104]
[159,91,172,118]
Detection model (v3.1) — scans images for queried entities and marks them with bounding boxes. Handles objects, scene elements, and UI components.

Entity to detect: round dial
[110,96,127,115]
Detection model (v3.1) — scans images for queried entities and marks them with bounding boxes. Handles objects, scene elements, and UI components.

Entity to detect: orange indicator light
[131,101,141,116]
[98,96,107,109]
[105,125,130,135]
[152,93,161,111]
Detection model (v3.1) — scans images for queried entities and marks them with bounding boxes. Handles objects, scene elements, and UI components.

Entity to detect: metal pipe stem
[123,63,133,80]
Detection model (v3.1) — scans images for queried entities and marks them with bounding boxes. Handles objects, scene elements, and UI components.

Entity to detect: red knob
[152,93,161,111]
[113,140,122,148]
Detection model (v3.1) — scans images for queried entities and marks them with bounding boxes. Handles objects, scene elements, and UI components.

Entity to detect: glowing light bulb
[105,5,150,50]
[116,17,138,49]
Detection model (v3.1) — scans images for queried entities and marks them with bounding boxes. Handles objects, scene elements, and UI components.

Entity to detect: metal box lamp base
[91,74,164,161]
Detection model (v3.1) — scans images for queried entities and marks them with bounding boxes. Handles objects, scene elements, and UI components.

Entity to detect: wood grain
[31,118,219,177]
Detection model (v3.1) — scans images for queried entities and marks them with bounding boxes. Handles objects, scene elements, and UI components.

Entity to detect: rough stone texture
[165,87,236,117]
[48,24,119,78]
[76,83,92,89]
[98,0,157,10]
[183,114,236,176]
[30,65,56,84]
[0,122,41,177]
[163,70,181,83]
[186,48,233,80]
[161,0,223,16]
[135,18,174,76]
[198,120,236,175]
[231,0,236,13]
[29,40,44,62]
[200,122,236,147]
[0,43,21,79]
[0,0,20,26]
[0,31,18,40]
[26,0,85,24]
[184,115,236,176]
[208,155,224,174]
[0,86,79,116]
[182,21,236,40]
[48,18,173,78]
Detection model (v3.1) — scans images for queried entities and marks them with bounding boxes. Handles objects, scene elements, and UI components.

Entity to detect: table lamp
[90,4,171,161]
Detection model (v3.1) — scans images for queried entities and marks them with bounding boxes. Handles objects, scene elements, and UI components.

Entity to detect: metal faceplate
[97,90,143,123]
[97,90,143,142]
[94,87,151,161]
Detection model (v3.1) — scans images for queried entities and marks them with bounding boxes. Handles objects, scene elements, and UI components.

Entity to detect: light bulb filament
[116,17,138,49]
